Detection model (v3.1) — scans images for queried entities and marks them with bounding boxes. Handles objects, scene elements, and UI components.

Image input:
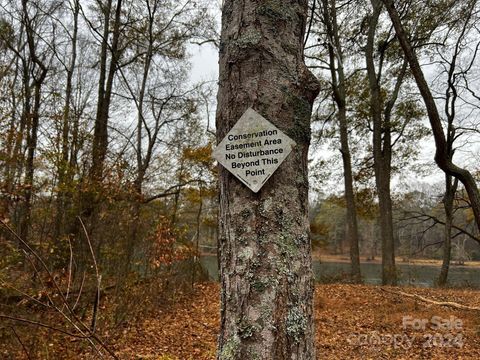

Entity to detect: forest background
[1,0,480,357]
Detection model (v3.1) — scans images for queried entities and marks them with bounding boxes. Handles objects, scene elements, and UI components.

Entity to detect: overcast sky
[189,44,219,84]
[187,43,447,193]
[186,23,480,195]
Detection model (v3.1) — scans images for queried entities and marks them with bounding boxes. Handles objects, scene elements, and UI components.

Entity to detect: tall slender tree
[90,0,123,183]
[18,0,49,241]
[318,0,362,282]
[54,0,80,239]
[366,0,407,285]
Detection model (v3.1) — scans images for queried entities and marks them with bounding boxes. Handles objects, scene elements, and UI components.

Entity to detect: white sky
[187,24,479,196]
[189,44,219,84]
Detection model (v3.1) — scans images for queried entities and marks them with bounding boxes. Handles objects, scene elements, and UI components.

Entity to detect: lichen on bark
[257,1,298,22]
[216,1,320,359]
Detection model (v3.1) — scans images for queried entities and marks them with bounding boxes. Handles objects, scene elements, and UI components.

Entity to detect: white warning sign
[213,108,296,193]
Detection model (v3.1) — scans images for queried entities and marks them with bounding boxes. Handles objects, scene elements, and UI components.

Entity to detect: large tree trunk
[216,1,319,358]
[321,0,361,283]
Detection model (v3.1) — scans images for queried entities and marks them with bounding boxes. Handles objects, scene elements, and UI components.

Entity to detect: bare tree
[89,0,123,183]
[17,0,51,241]
[317,0,362,282]
[54,0,80,239]
[381,0,480,234]
[366,0,409,285]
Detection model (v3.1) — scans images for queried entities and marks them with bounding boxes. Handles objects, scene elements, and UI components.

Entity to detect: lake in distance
[199,255,480,288]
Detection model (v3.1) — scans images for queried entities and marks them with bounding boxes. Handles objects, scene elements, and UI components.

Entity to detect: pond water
[199,255,480,288]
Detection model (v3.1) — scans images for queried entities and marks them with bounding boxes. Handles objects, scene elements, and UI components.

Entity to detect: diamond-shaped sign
[213,108,296,193]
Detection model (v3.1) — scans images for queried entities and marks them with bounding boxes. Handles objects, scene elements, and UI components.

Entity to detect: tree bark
[90,0,122,182]
[216,1,319,359]
[381,0,480,233]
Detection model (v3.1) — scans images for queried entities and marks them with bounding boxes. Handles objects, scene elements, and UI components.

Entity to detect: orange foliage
[149,217,193,268]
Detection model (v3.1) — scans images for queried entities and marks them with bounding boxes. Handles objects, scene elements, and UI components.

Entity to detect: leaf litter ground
[105,283,480,359]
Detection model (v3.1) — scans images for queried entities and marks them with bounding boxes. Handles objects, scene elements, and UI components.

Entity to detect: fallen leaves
[5,283,480,359]
[106,283,480,359]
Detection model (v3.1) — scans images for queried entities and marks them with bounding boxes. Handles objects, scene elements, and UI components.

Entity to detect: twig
[0,219,118,359]
[0,220,67,307]
[1,282,50,309]
[73,271,86,311]
[78,217,101,333]
[10,326,32,360]
[381,288,480,311]
[1,315,91,338]
[65,236,74,304]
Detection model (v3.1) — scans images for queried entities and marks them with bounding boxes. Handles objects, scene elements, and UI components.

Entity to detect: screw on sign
[213,108,296,193]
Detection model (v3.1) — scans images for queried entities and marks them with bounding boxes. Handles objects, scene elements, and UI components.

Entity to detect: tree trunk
[375,167,396,285]
[19,0,48,241]
[124,176,144,276]
[77,0,122,255]
[437,176,458,286]
[366,0,397,285]
[321,0,361,283]
[1,53,21,220]
[90,0,112,182]
[192,189,203,287]
[171,160,185,227]
[20,70,43,241]
[90,0,122,184]
[55,0,79,240]
[216,1,319,359]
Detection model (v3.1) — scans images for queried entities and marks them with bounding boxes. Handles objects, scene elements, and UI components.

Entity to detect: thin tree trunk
[124,0,159,276]
[55,0,79,240]
[12,58,30,237]
[366,0,397,285]
[436,2,473,286]
[19,0,48,241]
[171,160,185,227]
[90,0,112,182]
[321,0,361,282]
[192,191,203,287]
[437,176,458,286]
[1,54,20,220]
[20,71,43,241]
[124,176,144,276]
[216,1,319,358]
